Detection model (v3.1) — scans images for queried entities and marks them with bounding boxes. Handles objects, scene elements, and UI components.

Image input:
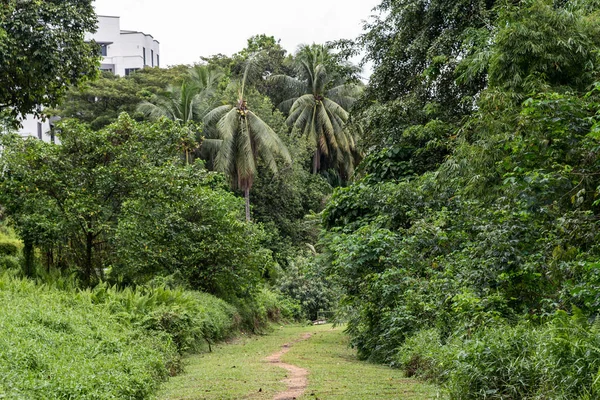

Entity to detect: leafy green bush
[0,242,18,256]
[395,329,455,382]
[230,288,301,332]
[395,311,600,399]
[277,254,335,321]
[0,255,19,270]
[84,282,239,353]
[0,271,262,398]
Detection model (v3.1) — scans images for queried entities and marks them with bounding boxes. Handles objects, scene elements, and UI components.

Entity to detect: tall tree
[271,45,362,175]
[205,60,291,221]
[0,0,99,121]
[340,0,498,152]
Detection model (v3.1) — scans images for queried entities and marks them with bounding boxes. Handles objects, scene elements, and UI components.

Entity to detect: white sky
[93,0,380,73]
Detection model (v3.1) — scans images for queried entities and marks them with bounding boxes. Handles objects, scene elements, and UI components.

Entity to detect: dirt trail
[264,333,313,400]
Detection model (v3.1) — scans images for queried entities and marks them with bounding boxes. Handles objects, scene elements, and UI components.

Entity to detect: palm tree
[137,66,224,163]
[270,45,362,175]
[204,60,291,221]
[137,66,223,123]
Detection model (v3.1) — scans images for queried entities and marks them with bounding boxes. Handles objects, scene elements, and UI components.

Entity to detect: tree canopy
[0,0,99,122]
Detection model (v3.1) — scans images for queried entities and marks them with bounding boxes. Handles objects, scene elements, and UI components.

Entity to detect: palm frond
[269,74,306,97]
[201,138,223,155]
[204,104,233,126]
[214,111,239,175]
[136,101,168,120]
[247,111,291,166]
[278,97,299,113]
[322,98,349,122]
[317,103,337,153]
[234,117,256,185]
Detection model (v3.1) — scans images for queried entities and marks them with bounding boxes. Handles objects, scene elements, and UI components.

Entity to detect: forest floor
[159,324,441,400]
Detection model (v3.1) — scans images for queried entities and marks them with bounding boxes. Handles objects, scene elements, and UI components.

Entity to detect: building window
[50,131,55,144]
[151,49,154,67]
[143,47,146,66]
[125,68,140,76]
[100,44,108,56]
[37,122,42,140]
[157,54,160,68]
[100,68,113,73]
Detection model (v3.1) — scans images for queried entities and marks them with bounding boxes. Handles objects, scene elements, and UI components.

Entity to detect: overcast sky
[93,0,380,74]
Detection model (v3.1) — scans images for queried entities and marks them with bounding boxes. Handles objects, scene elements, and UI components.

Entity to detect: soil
[264,333,313,400]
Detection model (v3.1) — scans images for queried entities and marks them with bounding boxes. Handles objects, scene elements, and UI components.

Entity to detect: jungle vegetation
[2,0,600,398]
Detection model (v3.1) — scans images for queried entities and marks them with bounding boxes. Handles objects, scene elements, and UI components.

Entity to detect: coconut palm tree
[204,60,291,221]
[270,45,362,175]
[137,66,224,163]
[137,66,223,123]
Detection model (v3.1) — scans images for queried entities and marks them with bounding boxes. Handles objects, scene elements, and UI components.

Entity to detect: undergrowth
[0,270,293,399]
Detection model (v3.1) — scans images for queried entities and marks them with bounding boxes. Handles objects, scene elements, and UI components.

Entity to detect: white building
[16,115,55,143]
[89,15,160,77]
[16,15,160,140]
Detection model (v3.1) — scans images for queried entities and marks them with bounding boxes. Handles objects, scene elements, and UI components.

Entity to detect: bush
[85,283,239,353]
[0,255,19,270]
[395,311,600,399]
[0,242,18,256]
[231,288,302,333]
[445,323,542,399]
[277,254,335,321]
[395,329,455,382]
[0,272,246,398]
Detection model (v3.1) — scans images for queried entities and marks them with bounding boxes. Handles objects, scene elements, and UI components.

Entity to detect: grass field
[159,324,441,400]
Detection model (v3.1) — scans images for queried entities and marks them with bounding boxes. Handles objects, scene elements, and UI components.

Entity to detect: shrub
[86,283,239,353]
[395,329,456,382]
[0,272,246,398]
[0,242,18,256]
[278,254,335,321]
[0,255,19,270]
[231,288,302,333]
[445,323,542,399]
[397,311,600,399]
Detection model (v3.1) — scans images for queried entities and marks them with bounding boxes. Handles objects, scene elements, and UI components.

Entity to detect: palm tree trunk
[312,148,320,174]
[244,187,251,222]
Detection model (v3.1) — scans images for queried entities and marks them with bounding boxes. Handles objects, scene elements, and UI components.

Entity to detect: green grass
[159,325,309,400]
[0,273,176,399]
[284,325,441,400]
[159,324,442,400]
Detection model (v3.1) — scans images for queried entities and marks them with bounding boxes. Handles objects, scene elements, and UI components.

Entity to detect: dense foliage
[0,115,270,300]
[0,0,99,121]
[9,0,600,396]
[0,271,237,399]
[321,0,600,397]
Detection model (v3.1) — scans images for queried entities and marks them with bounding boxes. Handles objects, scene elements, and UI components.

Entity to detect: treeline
[321,0,600,398]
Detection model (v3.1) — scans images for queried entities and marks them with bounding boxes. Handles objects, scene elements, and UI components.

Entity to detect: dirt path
[159,325,438,400]
[264,333,313,400]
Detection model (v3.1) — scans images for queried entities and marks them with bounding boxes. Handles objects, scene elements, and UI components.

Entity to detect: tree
[51,67,192,130]
[137,66,224,123]
[0,114,196,284]
[271,45,362,175]
[337,0,497,154]
[320,0,600,374]
[0,0,99,121]
[0,114,270,295]
[205,60,291,221]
